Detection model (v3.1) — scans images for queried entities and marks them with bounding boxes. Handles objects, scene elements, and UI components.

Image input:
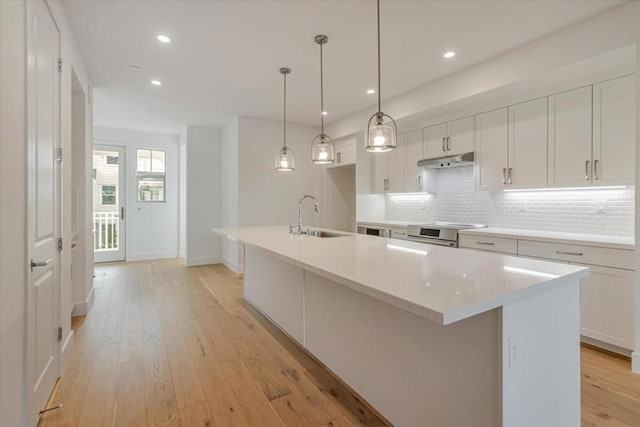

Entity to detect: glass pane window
[101,185,116,205]
[136,149,167,202]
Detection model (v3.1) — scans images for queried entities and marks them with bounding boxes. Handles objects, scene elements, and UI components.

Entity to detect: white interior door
[26,1,61,423]
[93,145,126,262]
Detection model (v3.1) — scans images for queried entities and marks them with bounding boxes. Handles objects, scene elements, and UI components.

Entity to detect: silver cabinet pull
[585,160,590,181]
[508,167,512,185]
[442,137,446,152]
[476,241,495,246]
[593,159,598,181]
[337,152,342,164]
[31,258,52,271]
[556,250,583,256]
[120,206,125,220]
[417,175,422,190]
[446,136,451,151]
[502,168,507,185]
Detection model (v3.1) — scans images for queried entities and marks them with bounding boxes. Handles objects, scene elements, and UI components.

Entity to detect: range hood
[417,152,474,169]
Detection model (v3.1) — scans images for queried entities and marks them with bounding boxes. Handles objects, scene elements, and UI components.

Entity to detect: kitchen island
[212,226,589,427]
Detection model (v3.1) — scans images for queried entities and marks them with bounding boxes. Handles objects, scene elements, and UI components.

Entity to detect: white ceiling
[62,0,625,134]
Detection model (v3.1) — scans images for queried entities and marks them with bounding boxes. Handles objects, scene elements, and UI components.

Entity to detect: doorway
[92,145,126,262]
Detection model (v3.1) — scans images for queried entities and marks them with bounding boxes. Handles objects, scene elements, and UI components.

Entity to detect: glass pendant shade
[275,146,295,171]
[365,112,397,152]
[311,134,335,164]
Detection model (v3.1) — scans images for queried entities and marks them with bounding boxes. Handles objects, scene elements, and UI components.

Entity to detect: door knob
[30,258,52,271]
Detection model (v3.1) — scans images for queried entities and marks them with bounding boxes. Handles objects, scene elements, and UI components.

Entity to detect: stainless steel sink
[305,229,348,238]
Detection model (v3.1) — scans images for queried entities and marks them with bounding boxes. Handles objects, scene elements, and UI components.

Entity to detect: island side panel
[501,280,581,427]
[244,245,305,344]
[304,271,500,427]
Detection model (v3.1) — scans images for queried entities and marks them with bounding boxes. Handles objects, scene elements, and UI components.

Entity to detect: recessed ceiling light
[150,80,162,86]
[443,51,456,59]
[157,34,171,43]
[129,65,141,72]
[366,89,376,94]
[322,111,328,116]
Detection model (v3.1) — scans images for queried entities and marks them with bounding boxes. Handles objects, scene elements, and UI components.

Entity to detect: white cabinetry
[328,139,356,168]
[425,117,474,158]
[576,264,635,351]
[372,133,406,193]
[592,74,636,185]
[475,108,509,190]
[405,129,425,192]
[509,97,548,188]
[548,86,593,187]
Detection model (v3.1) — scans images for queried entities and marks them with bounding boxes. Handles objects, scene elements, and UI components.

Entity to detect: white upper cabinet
[425,123,447,158]
[371,133,405,193]
[475,108,509,190]
[446,116,475,156]
[548,86,593,187]
[328,139,356,169]
[592,74,636,185]
[405,129,425,192]
[508,97,548,188]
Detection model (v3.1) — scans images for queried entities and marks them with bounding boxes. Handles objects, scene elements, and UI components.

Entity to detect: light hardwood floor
[39,259,639,427]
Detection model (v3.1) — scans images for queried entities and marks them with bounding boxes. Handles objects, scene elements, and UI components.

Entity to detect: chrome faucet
[291,194,319,235]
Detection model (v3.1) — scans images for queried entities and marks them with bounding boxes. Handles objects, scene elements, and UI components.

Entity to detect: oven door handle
[405,236,456,247]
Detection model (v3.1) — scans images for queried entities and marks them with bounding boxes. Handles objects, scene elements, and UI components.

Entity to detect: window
[101,185,116,205]
[136,149,166,202]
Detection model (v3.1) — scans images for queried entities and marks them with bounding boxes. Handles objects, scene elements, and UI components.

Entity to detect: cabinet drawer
[459,235,517,254]
[390,227,408,240]
[518,240,634,270]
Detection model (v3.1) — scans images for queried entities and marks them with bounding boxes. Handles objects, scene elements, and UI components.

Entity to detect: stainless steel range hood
[417,152,474,169]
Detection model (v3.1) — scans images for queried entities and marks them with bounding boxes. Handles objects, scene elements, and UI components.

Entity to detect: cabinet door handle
[476,241,495,246]
[585,160,590,181]
[417,175,422,190]
[442,137,446,152]
[508,167,512,185]
[593,159,598,181]
[446,136,451,151]
[556,250,583,256]
[120,206,125,220]
[502,168,507,185]
[337,152,341,164]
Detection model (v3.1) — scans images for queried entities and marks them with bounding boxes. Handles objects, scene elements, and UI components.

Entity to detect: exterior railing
[94,211,119,251]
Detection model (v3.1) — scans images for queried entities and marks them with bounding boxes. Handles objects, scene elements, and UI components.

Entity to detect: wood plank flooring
[38,259,640,427]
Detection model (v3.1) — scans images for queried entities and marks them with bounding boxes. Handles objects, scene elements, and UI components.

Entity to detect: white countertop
[212,226,588,325]
[458,227,634,250]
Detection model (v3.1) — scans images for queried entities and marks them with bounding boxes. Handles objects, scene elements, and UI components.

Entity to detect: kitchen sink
[305,229,348,238]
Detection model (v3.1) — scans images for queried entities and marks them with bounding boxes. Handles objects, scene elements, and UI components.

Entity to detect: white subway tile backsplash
[385,167,634,237]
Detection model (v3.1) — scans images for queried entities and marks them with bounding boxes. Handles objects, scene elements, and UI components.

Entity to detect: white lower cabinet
[461,233,635,353]
[574,264,635,351]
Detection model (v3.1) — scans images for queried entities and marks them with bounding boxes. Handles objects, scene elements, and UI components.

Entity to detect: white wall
[237,117,320,226]
[184,125,223,266]
[633,7,640,375]
[0,2,28,425]
[94,127,180,261]
[221,117,242,271]
[179,129,187,259]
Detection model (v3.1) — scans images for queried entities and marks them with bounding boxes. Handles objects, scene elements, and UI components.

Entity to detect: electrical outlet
[508,335,518,367]
[517,201,527,213]
[597,200,607,214]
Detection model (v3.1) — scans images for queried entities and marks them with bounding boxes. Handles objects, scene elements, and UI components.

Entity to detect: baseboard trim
[185,256,222,267]
[72,286,95,317]
[632,351,640,374]
[580,335,632,358]
[127,251,178,262]
[223,259,244,274]
[60,330,74,373]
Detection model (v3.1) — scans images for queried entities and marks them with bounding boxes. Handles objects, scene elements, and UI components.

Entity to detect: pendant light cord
[320,41,324,133]
[377,0,381,114]
[283,72,287,149]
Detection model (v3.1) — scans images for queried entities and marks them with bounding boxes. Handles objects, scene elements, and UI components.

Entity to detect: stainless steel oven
[357,225,392,238]
[406,222,486,247]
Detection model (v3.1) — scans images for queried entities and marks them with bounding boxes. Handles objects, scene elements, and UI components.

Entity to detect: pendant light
[275,67,295,171]
[365,0,397,153]
[311,34,335,164]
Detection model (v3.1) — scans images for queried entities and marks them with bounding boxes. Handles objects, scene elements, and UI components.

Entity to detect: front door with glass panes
[93,144,126,262]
